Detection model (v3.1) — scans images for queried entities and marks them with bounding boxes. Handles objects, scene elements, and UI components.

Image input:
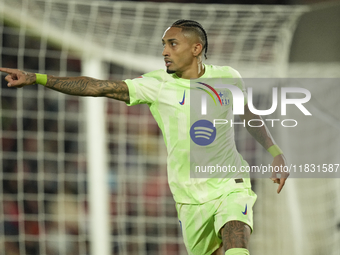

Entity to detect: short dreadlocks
[171,19,208,59]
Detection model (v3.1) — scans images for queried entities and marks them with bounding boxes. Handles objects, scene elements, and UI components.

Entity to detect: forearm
[244,114,274,150]
[45,76,129,101]
[240,105,275,150]
[241,107,287,193]
[2,68,130,102]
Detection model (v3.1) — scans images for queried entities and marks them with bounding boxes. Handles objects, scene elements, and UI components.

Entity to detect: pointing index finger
[0,67,14,74]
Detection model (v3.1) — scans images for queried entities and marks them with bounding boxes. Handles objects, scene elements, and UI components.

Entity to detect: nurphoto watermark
[189,78,340,179]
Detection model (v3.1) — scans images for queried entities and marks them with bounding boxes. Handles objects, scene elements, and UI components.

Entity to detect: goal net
[1,1,339,255]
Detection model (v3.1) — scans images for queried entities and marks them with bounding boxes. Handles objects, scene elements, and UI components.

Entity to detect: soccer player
[1,20,288,255]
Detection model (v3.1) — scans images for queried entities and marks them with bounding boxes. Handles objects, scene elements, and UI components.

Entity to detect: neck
[175,59,205,79]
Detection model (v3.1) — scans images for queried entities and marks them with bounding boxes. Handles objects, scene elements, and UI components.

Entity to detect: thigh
[214,188,257,239]
[176,202,222,255]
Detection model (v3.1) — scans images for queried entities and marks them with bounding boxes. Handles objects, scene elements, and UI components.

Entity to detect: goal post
[82,58,111,255]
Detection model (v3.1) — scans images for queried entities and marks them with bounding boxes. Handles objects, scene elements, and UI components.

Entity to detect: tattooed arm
[0,68,129,103]
[239,104,274,149]
[239,104,289,193]
[45,76,129,102]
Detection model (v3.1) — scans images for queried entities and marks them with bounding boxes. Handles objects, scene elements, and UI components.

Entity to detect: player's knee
[221,221,251,250]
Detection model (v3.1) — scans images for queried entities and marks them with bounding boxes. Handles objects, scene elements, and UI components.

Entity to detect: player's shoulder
[140,69,173,82]
[204,64,242,78]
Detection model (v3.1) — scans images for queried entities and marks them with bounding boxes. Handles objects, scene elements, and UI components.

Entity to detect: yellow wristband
[267,145,283,157]
[35,73,47,86]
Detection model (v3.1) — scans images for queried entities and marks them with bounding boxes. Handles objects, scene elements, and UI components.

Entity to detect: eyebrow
[162,38,178,43]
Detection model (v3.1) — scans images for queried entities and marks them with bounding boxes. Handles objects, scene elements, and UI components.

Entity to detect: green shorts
[176,179,257,255]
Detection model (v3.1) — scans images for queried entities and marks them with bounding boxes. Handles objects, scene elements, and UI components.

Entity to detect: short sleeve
[124,70,165,106]
[229,67,248,105]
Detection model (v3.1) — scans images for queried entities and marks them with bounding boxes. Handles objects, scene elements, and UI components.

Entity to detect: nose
[162,45,169,57]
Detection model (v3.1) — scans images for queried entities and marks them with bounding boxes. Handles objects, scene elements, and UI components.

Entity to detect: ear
[192,43,203,57]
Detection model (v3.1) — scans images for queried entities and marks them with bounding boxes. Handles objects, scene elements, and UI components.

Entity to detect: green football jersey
[125,64,251,204]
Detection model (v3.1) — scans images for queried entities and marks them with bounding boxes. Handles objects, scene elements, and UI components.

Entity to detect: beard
[166,68,176,74]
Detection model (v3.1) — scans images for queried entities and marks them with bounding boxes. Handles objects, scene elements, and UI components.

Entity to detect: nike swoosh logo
[242,204,247,215]
[179,90,186,105]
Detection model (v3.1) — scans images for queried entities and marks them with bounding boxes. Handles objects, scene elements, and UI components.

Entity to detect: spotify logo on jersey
[190,120,216,146]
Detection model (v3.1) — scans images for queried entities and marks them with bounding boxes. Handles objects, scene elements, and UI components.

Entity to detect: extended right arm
[0,68,130,103]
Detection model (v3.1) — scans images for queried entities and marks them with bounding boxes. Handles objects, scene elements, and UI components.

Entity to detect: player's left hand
[270,154,289,194]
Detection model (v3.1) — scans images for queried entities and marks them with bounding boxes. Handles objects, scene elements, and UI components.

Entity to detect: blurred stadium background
[1,0,340,255]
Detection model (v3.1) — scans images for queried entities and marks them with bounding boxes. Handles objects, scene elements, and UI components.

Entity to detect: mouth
[164,59,172,67]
